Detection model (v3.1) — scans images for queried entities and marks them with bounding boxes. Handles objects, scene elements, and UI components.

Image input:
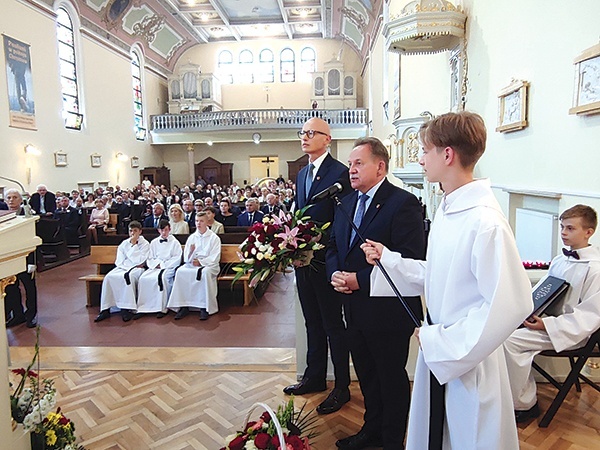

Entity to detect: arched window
[170,80,181,100]
[56,7,82,130]
[238,50,254,83]
[131,49,146,140]
[218,50,233,84]
[201,79,211,99]
[182,71,197,99]
[258,49,274,83]
[314,76,324,96]
[344,76,354,95]
[280,48,295,83]
[300,47,316,75]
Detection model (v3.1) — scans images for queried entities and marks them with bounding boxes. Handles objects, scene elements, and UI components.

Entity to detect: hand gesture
[361,239,384,265]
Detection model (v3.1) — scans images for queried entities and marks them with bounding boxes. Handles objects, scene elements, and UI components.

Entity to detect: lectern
[0,216,41,450]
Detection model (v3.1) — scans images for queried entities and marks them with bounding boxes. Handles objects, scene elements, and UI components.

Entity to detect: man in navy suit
[327,137,425,450]
[29,184,56,216]
[236,198,264,227]
[282,118,352,416]
[143,203,168,228]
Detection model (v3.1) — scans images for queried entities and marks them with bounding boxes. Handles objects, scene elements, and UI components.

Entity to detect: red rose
[228,435,247,450]
[254,432,271,449]
[245,421,257,431]
[286,435,305,450]
[260,411,271,423]
[12,368,25,376]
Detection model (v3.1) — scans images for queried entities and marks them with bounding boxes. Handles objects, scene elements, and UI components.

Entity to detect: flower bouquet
[220,399,318,450]
[232,206,330,288]
[32,407,84,450]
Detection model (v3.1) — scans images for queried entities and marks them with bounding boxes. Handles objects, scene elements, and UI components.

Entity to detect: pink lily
[276,225,299,248]
[272,209,291,226]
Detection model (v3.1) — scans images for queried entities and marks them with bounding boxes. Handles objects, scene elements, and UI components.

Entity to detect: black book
[527,275,570,320]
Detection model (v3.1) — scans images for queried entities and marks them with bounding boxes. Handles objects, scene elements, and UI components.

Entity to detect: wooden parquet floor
[9,347,600,450]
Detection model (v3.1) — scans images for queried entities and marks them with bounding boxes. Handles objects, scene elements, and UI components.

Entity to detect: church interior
[2,0,600,448]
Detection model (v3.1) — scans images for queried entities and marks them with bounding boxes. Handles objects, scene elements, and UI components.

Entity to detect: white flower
[246,441,258,450]
[250,247,257,255]
[259,244,269,252]
[244,258,255,265]
[256,252,264,261]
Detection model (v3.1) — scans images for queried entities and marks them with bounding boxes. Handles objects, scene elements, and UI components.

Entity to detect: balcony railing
[151,108,368,132]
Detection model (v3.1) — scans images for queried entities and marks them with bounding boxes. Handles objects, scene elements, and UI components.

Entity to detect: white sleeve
[198,234,221,269]
[370,246,426,297]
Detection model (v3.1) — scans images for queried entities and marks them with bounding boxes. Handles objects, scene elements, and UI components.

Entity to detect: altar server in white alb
[361,112,532,450]
[504,204,600,423]
[134,220,183,319]
[95,221,150,323]
[168,211,221,320]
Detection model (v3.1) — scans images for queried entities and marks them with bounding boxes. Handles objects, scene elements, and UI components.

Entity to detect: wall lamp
[24,144,41,156]
[116,152,129,162]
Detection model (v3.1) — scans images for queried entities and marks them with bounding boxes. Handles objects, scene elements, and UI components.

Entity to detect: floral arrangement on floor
[232,206,330,288]
[220,398,319,450]
[9,326,86,450]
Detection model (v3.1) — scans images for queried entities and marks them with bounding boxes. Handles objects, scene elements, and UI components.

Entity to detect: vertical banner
[3,34,36,130]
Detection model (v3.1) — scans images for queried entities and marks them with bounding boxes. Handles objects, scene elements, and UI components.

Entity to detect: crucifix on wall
[261,156,275,177]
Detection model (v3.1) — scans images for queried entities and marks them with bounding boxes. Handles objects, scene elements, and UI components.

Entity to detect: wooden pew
[79,243,254,308]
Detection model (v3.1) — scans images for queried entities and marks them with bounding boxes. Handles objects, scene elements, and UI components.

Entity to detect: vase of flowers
[220,398,318,450]
[232,206,329,288]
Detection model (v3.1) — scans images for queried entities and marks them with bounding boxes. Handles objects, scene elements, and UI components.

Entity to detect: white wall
[0,0,166,196]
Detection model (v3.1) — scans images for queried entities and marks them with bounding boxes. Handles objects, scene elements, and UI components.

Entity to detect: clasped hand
[331,271,359,294]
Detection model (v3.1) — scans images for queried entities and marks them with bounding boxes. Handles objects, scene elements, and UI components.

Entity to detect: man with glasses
[283,118,352,416]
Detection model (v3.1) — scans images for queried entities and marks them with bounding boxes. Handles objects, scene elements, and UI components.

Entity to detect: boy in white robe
[95,221,149,322]
[504,204,600,422]
[134,220,183,319]
[168,211,221,320]
[361,112,532,450]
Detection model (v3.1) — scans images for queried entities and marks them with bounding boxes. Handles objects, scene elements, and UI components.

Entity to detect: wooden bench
[79,244,255,308]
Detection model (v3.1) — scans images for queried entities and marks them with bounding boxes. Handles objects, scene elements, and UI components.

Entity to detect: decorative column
[187,144,195,184]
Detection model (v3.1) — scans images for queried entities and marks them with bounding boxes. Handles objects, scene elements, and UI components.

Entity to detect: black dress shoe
[132,313,144,320]
[121,310,134,322]
[6,315,27,328]
[515,402,540,423]
[336,430,383,449]
[317,387,350,414]
[174,307,189,320]
[199,308,209,320]
[283,377,327,395]
[26,317,38,328]
[94,309,111,323]
[156,312,167,319]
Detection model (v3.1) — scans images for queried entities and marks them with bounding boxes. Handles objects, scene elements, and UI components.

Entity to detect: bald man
[283,118,352,415]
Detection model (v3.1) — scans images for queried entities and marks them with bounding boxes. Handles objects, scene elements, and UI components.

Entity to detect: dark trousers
[4,271,38,322]
[295,264,350,388]
[349,326,414,450]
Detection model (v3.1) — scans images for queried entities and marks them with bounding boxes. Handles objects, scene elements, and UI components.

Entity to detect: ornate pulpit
[1,216,41,450]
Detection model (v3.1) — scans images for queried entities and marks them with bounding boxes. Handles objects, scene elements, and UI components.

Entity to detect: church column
[187,144,195,184]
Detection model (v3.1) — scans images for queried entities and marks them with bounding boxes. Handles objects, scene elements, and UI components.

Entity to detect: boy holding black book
[504,204,600,422]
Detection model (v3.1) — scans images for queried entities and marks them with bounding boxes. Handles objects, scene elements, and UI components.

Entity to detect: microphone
[310,183,343,203]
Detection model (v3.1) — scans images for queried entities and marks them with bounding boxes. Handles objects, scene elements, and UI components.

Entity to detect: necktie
[350,193,368,244]
[249,213,254,223]
[40,196,46,214]
[305,163,314,202]
[185,213,189,221]
[562,248,580,260]
[154,217,159,228]
[160,238,168,243]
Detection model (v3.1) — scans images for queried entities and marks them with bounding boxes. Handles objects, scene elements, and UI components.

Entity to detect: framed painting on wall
[130,156,139,168]
[569,42,600,116]
[496,79,529,133]
[91,154,102,167]
[54,151,67,167]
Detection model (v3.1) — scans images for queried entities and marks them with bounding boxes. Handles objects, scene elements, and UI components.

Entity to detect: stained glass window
[56,7,82,130]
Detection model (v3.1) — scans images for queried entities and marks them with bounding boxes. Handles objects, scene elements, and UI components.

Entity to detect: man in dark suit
[143,203,168,228]
[29,184,56,216]
[182,199,196,231]
[53,195,81,244]
[283,117,352,416]
[113,194,132,233]
[236,198,264,227]
[327,137,425,450]
[0,198,8,210]
[260,193,281,217]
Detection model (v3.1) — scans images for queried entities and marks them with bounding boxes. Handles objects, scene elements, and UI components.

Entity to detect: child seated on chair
[168,211,221,321]
[134,220,182,319]
[504,204,600,422]
[94,221,150,323]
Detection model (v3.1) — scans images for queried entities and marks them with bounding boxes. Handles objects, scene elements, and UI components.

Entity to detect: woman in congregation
[203,206,224,234]
[87,198,109,244]
[83,193,96,208]
[216,197,238,227]
[168,203,190,235]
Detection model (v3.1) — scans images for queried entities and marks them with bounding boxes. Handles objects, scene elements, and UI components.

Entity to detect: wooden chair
[532,328,600,427]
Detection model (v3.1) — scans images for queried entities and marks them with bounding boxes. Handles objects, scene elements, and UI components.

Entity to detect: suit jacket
[326,179,425,331]
[182,211,196,230]
[30,191,56,215]
[237,210,265,227]
[0,200,8,210]
[53,206,80,232]
[295,153,350,259]
[143,214,168,228]
[261,204,281,216]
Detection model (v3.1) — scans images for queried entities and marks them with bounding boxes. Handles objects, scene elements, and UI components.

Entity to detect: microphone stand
[332,194,422,328]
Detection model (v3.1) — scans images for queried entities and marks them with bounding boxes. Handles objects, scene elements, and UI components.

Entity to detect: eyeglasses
[297,130,330,139]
